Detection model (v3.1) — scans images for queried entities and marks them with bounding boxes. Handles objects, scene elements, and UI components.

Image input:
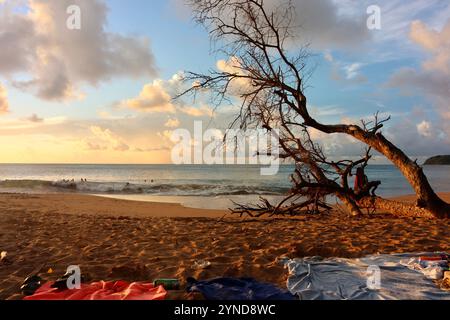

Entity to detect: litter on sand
[192,260,212,270]
[443,272,450,290]
[404,254,450,280]
[21,275,43,296]
[153,279,181,290]
[283,253,450,300]
[0,251,11,265]
[186,277,296,300]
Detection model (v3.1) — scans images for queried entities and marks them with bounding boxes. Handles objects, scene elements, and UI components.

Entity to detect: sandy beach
[0,193,449,300]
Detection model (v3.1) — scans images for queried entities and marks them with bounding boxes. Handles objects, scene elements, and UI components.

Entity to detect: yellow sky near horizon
[0,130,173,164]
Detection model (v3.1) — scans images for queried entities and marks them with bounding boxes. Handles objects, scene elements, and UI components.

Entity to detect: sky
[0,0,449,164]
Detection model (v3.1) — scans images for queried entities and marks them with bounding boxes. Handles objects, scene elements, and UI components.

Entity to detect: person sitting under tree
[354,167,381,197]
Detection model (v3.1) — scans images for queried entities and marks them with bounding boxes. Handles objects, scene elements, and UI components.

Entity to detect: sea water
[0,164,449,209]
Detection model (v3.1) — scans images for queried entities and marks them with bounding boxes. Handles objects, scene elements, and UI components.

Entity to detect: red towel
[24,280,167,300]
[420,255,449,262]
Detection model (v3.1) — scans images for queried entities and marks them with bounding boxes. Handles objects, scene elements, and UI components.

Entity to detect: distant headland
[424,155,450,165]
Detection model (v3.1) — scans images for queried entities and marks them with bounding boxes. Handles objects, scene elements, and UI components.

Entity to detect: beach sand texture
[0,193,449,300]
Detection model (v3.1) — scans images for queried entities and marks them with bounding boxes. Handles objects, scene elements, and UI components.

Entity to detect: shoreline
[0,193,228,218]
[3,191,450,216]
[0,192,449,300]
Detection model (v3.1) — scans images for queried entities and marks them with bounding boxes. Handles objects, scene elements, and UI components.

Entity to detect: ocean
[0,164,449,209]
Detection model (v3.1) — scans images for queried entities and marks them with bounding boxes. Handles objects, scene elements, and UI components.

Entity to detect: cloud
[344,63,364,80]
[326,55,368,84]
[164,118,180,128]
[307,127,367,158]
[281,0,370,50]
[122,73,187,113]
[0,83,9,115]
[134,146,170,153]
[0,115,67,133]
[158,130,174,142]
[384,112,449,157]
[388,68,450,112]
[216,57,245,75]
[0,0,157,101]
[122,72,216,118]
[216,57,253,95]
[366,0,448,42]
[86,125,130,151]
[123,80,176,114]
[387,77,449,152]
[26,113,44,123]
[410,19,450,74]
[179,105,214,117]
[173,0,371,50]
[387,19,450,154]
[387,68,450,127]
[324,52,334,62]
[310,105,346,118]
[417,120,432,137]
[0,3,37,74]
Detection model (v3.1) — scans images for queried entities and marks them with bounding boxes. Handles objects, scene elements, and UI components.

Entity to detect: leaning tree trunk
[358,196,435,218]
[337,193,363,217]
[358,132,450,219]
[306,119,450,219]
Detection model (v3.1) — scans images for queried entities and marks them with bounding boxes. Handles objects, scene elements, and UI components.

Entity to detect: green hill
[424,155,450,165]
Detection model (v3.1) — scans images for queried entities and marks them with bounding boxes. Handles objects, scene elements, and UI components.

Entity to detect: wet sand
[0,193,449,300]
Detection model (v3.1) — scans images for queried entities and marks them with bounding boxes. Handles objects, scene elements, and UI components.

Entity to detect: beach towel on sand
[24,280,167,300]
[186,277,296,300]
[283,253,450,300]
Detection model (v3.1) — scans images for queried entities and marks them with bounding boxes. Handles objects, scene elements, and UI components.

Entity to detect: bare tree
[179,0,450,219]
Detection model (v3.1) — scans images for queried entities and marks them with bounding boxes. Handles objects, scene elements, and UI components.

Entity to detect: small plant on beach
[178,0,450,219]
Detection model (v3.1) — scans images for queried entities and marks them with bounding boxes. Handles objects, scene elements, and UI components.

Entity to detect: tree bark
[305,118,450,219]
[358,196,434,218]
[337,193,362,217]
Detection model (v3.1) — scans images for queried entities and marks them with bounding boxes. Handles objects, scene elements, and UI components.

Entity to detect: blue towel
[186,277,296,300]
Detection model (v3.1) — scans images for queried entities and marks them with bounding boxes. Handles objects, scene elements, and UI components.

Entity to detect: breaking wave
[0,179,289,196]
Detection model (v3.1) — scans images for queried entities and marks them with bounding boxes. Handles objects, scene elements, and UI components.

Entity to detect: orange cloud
[164,118,180,128]
[86,126,130,151]
[123,80,176,113]
[179,105,214,117]
[0,84,9,115]
[410,20,450,74]
[216,57,252,96]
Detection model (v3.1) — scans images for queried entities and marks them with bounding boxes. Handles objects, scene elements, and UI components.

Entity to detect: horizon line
[0,162,407,166]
